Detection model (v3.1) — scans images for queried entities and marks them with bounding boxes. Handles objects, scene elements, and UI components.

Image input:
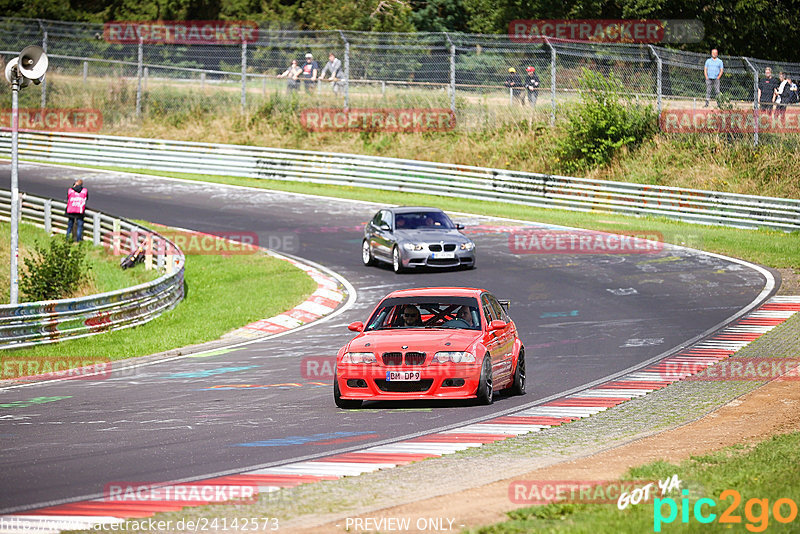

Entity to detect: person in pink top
[66,179,88,242]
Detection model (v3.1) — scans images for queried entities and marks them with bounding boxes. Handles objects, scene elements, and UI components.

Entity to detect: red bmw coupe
[334,287,525,409]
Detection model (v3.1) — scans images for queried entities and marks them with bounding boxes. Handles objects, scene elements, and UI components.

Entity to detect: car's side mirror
[455,223,465,230]
[488,320,507,331]
[379,223,391,231]
[348,321,364,332]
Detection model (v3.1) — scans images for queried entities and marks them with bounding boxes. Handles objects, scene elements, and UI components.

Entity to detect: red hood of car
[346,328,481,354]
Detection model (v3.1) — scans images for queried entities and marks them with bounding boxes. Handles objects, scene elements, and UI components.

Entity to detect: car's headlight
[432,351,476,363]
[342,352,377,364]
[402,243,424,251]
[460,242,475,251]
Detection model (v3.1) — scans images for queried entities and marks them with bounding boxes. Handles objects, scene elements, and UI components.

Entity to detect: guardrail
[2,131,799,231]
[0,188,185,349]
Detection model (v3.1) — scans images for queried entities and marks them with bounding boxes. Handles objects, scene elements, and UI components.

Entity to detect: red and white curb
[3,295,798,533]
[222,252,345,340]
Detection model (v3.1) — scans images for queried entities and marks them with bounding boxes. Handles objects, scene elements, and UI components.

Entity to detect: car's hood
[394,229,470,243]
[347,329,480,354]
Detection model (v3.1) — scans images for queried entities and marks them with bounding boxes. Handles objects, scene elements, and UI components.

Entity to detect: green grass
[23,161,800,270]
[470,431,800,533]
[0,231,317,360]
[0,220,158,304]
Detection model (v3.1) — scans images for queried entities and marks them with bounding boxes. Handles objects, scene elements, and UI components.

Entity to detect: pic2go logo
[654,489,798,532]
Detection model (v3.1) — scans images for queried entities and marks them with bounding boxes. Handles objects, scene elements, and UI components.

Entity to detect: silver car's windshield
[395,211,454,230]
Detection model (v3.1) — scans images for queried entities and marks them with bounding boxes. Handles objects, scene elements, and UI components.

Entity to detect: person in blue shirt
[704,49,724,107]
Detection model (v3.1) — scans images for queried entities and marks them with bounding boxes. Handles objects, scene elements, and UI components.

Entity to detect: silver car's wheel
[362,240,375,266]
[392,246,404,273]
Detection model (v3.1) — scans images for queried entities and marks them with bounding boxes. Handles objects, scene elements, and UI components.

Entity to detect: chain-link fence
[2,17,800,142]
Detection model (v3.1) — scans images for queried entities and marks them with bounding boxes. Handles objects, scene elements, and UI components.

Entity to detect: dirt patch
[294,375,800,534]
[778,268,800,295]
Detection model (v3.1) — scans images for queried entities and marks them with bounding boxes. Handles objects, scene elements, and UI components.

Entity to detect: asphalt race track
[0,163,776,513]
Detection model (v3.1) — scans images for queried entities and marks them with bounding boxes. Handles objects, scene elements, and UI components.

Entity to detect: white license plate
[431,252,455,259]
[386,371,421,381]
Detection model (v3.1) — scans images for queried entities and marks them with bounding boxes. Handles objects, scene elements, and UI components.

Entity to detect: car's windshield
[365,296,481,331]
[394,211,454,230]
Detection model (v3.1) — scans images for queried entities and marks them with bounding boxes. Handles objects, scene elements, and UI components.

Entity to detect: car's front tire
[334,378,362,409]
[392,246,405,274]
[476,356,493,405]
[362,240,375,266]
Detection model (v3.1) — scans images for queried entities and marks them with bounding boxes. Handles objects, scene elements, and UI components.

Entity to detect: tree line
[4,0,800,62]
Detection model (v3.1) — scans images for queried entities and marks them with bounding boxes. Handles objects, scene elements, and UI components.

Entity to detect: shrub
[20,239,91,302]
[556,68,658,171]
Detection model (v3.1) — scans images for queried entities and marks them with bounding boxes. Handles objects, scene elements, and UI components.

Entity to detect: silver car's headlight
[460,242,475,251]
[402,243,424,251]
[342,352,377,364]
[432,351,476,363]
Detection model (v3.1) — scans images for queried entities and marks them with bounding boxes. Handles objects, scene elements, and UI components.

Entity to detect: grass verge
[0,220,158,304]
[0,227,317,361]
[24,160,800,270]
[470,431,800,533]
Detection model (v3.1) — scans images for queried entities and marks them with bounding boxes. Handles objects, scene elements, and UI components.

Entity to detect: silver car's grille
[444,244,456,252]
[428,243,457,252]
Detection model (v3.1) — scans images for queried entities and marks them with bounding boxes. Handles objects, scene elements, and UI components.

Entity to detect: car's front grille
[404,352,426,365]
[428,258,459,266]
[375,379,434,392]
[428,243,457,252]
[382,352,403,366]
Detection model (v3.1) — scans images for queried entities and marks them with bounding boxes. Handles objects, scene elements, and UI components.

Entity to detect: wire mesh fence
[3,17,800,142]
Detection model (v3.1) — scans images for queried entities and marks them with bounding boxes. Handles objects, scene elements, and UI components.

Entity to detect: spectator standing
[524,66,540,106]
[301,53,319,93]
[776,72,793,118]
[504,67,524,105]
[65,179,87,242]
[320,53,344,93]
[277,59,302,92]
[704,49,724,107]
[757,67,776,115]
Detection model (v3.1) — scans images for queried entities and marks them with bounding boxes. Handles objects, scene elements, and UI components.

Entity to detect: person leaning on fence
[524,66,540,106]
[65,179,87,243]
[301,53,319,93]
[757,67,776,115]
[504,67,524,105]
[703,49,724,107]
[319,53,344,94]
[277,59,302,92]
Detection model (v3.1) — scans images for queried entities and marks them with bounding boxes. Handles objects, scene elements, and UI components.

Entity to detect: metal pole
[40,28,48,109]
[444,33,456,115]
[143,66,148,92]
[136,38,143,117]
[10,76,20,304]
[648,45,662,117]
[241,39,247,113]
[743,57,759,146]
[547,38,556,126]
[83,61,88,83]
[340,30,350,111]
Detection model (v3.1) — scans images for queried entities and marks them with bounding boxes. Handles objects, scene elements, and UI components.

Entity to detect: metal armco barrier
[2,131,799,231]
[0,188,185,349]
